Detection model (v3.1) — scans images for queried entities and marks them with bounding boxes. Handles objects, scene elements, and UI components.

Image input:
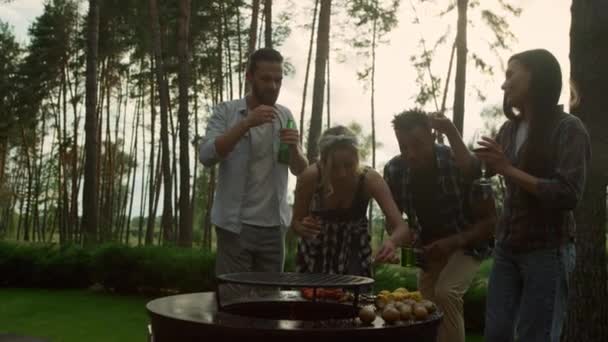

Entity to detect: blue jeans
[484,243,575,342]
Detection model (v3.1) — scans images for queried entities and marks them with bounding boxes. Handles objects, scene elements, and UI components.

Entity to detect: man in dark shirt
[384,109,496,342]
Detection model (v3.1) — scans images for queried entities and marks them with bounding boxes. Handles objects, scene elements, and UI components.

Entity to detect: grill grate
[216,272,374,288]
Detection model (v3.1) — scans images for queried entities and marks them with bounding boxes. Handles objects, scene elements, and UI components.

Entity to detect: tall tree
[177,0,193,247]
[82,0,100,245]
[264,0,272,47]
[148,0,174,243]
[563,0,608,340]
[0,21,21,186]
[452,0,467,134]
[299,0,319,144]
[347,0,399,167]
[306,0,331,163]
[245,0,261,95]
[409,0,520,131]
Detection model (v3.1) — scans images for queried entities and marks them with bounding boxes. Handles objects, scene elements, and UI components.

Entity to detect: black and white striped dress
[296,165,373,277]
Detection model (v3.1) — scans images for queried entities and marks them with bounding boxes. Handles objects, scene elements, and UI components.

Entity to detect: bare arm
[366,170,413,247]
[290,165,321,239]
[366,169,414,263]
[288,144,308,176]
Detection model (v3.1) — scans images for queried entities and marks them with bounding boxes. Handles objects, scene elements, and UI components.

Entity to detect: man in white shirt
[199,48,308,296]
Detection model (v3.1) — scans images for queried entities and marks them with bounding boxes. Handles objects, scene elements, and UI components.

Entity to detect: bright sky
[278,0,571,168]
[0,0,572,212]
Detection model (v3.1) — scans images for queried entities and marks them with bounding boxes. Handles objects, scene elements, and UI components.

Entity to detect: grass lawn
[0,288,150,342]
[0,288,484,341]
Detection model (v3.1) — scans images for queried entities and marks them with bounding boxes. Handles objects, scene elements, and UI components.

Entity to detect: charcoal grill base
[147,292,442,342]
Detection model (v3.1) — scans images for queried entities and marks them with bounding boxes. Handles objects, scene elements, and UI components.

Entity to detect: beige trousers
[418,249,480,342]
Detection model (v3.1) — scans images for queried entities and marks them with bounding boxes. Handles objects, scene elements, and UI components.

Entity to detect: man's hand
[292,216,321,239]
[280,128,300,146]
[245,105,277,128]
[423,235,463,261]
[429,113,458,137]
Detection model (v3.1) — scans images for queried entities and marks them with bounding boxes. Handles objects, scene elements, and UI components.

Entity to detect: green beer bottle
[401,247,414,268]
[278,119,295,164]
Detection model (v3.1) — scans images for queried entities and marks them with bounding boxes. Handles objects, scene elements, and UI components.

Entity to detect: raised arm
[199,104,277,166]
[430,113,478,178]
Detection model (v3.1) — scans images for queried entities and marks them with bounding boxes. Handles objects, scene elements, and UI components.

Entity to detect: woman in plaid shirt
[476,49,591,342]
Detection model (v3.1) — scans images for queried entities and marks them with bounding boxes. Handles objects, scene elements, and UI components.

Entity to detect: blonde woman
[291,125,412,278]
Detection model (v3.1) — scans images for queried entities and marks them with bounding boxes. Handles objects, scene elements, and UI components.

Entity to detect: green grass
[467,335,484,342]
[0,288,150,342]
[0,287,484,341]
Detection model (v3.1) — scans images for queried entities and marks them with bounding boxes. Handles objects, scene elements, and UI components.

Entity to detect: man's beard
[253,86,279,106]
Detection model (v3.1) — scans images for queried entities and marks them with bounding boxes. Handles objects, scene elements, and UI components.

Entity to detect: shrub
[0,242,216,295]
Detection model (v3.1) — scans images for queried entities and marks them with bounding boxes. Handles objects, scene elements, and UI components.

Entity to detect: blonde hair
[318,126,360,197]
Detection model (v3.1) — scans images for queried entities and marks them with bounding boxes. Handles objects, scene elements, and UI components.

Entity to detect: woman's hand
[374,239,399,264]
[475,137,512,175]
[292,216,321,239]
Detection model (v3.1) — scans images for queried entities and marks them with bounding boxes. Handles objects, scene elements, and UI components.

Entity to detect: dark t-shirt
[410,163,449,244]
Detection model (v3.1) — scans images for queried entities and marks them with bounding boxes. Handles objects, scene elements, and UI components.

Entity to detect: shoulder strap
[352,167,371,208]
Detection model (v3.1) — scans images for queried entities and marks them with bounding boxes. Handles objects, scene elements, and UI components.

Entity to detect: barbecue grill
[146,271,442,342]
[216,272,373,310]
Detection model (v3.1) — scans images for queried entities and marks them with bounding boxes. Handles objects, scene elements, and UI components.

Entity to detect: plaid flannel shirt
[492,111,590,252]
[384,144,492,259]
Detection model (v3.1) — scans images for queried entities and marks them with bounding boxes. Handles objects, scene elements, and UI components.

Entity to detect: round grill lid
[216,272,374,288]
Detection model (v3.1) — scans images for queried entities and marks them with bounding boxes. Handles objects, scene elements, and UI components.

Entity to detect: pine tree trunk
[33,101,48,242]
[68,65,81,241]
[299,0,319,144]
[264,0,272,48]
[245,0,261,95]
[326,49,330,129]
[169,92,179,242]
[221,2,234,101]
[146,56,157,245]
[0,137,6,187]
[55,77,66,244]
[103,75,114,242]
[61,68,71,242]
[191,71,200,245]
[125,95,141,245]
[236,4,244,98]
[368,10,378,230]
[138,67,148,246]
[562,1,608,340]
[20,129,33,242]
[452,0,468,135]
[203,167,216,250]
[177,0,193,247]
[306,0,331,163]
[149,0,174,244]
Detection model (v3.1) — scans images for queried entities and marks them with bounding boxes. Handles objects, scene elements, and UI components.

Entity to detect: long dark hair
[503,49,562,177]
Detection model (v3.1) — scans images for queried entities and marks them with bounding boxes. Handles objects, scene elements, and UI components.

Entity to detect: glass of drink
[472,129,492,186]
